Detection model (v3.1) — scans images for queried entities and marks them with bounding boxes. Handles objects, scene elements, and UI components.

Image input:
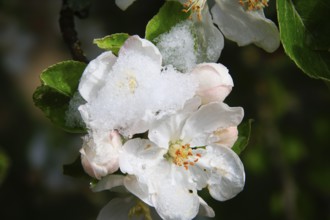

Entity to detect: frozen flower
[115,0,137,10]
[119,102,245,220]
[80,130,122,179]
[154,8,224,72]
[180,0,280,52]
[191,63,233,104]
[78,35,197,137]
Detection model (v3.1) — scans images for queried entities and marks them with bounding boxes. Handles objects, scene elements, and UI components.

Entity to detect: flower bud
[80,131,122,179]
[191,63,233,104]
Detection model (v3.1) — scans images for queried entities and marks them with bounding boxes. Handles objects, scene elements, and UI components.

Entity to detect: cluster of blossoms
[72,0,279,219]
[78,35,244,219]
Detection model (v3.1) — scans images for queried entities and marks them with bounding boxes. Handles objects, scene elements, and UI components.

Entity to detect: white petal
[115,0,137,11]
[195,5,224,63]
[124,175,153,206]
[92,174,124,192]
[119,35,162,67]
[181,102,244,146]
[211,0,280,52]
[78,51,117,102]
[148,112,190,149]
[203,145,245,201]
[151,180,200,220]
[97,197,142,220]
[191,63,233,103]
[198,196,215,218]
[119,139,165,177]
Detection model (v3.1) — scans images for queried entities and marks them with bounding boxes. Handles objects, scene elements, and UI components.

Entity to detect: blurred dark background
[0,0,329,219]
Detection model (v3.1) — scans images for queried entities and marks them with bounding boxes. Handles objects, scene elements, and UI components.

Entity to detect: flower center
[182,0,207,21]
[239,0,268,11]
[166,140,201,170]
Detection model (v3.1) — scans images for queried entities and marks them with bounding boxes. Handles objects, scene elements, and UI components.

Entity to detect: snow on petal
[78,35,197,137]
[191,63,233,104]
[155,20,197,72]
[211,0,280,52]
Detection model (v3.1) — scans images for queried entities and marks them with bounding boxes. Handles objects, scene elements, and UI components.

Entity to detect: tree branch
[59,0,89,63]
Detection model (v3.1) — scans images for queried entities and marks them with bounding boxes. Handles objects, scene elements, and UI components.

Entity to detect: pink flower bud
[80,131,122,180]
[191,63,233,104]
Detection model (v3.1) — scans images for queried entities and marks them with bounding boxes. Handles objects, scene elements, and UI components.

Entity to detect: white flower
[115,0,137,10]
[119,102,245,220]
[180,0,280,52]
[96,196,161,220]
[80,130,122,179]
[78,35,197,137]
[191,63,233,104]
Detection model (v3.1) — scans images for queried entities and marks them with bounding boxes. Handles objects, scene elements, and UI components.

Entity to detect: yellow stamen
[166,140,201,170]
[239,0,269,11]
[182,0,207,21]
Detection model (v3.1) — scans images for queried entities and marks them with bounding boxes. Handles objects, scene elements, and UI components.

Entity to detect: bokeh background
[0,0,329,219]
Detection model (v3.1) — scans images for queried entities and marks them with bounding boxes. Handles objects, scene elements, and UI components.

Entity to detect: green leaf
[63,156,92,180]
[232,119,253,155]
[33,86,85,133]
[145,1,191,42]
[277,0,330,81]
[40,60,87,96]
[93,33,130,55]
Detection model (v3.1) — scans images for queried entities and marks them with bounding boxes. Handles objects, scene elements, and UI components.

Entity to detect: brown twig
[59,0,89,63]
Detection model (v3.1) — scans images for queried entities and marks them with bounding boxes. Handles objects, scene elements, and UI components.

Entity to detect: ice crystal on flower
[65,91,85,127]
[155,20,197,72]
[79,36,197,137]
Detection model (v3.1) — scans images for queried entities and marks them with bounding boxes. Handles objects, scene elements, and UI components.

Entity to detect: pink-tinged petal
[119,35,162,67]
[181,102,244,146]
[191,63,233,103]
[208,126,238,148]
[211,0,280,52]
[203,145,245,201]
[115,0,137,11]
[79,51,117,102]
[92,174,124,192]
[80,131,121,179]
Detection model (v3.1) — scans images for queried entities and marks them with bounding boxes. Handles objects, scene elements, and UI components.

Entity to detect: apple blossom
[181,0,280,52]
[78,35,197,137]
[80,130,122,180]
[118,102,245,220]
